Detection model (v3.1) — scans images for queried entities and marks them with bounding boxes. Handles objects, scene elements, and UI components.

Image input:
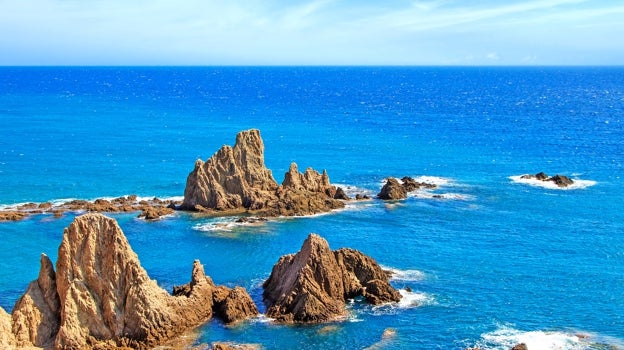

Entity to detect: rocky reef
[520,172,574,187]
[1,213,258,349]
[263,233,401,323]
[181,129,347,216]
[0,195,179,222]
[377,176,438,200]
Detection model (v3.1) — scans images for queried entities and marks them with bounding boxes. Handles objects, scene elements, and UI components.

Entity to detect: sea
[0,66,622,349]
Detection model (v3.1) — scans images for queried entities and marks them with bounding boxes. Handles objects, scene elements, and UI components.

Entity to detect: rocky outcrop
[6,213,258,349]
[377,176,438,200]
[377,178,407,200]
[0,195,181,222]
[520,172,574,187]
[181,129,347,216]
[511,343,528,350]
[263,233,401,323]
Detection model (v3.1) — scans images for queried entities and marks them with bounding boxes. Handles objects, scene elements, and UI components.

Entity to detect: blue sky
[1,0,623,65]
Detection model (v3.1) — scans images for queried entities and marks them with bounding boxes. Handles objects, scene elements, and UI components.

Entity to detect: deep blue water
[0,67,623,349]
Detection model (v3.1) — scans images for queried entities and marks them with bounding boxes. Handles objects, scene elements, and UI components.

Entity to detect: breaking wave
[472,326,624,350]
[509,175,596,190]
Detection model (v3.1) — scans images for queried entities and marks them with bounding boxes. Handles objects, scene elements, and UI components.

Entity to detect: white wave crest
[383,266,426,282]
[509,175,596,190]
[379,175,452,187]
[474,327,623,350]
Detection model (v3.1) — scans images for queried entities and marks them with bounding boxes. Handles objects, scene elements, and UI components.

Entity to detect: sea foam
[474,326,623,350]
[509,175,596,190]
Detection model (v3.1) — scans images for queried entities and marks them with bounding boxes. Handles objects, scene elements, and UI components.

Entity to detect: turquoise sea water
[0,67,623,349]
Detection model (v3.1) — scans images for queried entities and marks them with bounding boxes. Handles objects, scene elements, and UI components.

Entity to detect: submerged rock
[5,213,258,349]
[181,129,346,216]
[263,233,401,323]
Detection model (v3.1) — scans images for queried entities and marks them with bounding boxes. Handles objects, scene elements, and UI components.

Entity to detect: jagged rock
[520,172,575,187]
[333,187,350,200]
[549,174,574,187]
[263,233,401,323]
[181,130,346,216]
[11,254,60,348]
[401,176,437,191]
[7,213,258,349]
[181,129,278,211]
[377,178,407,200]
[0,307,16,349]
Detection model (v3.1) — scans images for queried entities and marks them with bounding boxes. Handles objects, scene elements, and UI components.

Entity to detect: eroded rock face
[263,234,401,323]
[377,178,407,200]
[181,129,279,211]
[0,307,16,349]
[181,130,346,216]
[11,254,60,348]
[7,213,258,349]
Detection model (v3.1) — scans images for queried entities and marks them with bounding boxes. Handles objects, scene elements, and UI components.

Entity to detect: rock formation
[377,178,407,200]
[520,172,574,187]
[5,213,258,349]
[377,176,438,200]
[0,307,16,348]
[263,233,401,323]
[181,129,347,216]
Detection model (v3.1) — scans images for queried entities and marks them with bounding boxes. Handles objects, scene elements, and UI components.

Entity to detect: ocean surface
[0,66,623,349]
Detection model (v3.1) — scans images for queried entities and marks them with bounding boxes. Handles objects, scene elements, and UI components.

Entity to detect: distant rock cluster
[181,129,347,216]
[520,172,574,187]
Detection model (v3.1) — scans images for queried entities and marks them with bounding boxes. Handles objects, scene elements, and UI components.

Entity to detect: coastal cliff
[263,233,401,323]
[181,129,346,216]
[2,213,258,349]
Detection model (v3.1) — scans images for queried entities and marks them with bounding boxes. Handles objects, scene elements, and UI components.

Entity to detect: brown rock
[214,287,259,324]
[0,307,16,349]
[181,129,345,216]
[181,129,278,211]
[211,342,260,350]
[520,172,575,187]
[263,233,401,323]
[138,206,175,220]
[511,343,528,350]
[377,178,407,200]
[11,254,60,348]
[3,213,257,349]
[0,211,28,221]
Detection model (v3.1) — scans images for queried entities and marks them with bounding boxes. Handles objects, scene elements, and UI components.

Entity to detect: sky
[1,0,623,66]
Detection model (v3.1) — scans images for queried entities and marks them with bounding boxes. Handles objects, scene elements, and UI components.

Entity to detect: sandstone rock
[0,307,16,349]
[6,213,258,349]
[214,287,259,324]
[0,211,28,221]
[181,129,278,211]
[138,206,175,220]
[181,129,346,216]
[263,233,401,323]
[377,178,407,200]
[11,254,60,348]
